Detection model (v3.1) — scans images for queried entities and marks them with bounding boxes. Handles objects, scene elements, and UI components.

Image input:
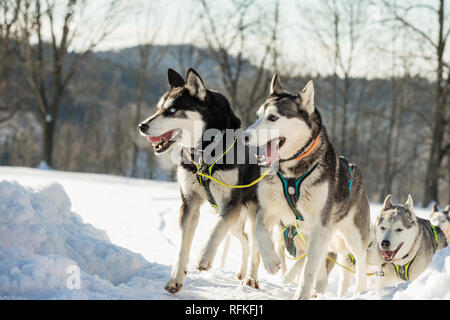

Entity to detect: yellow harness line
[280,220,375,275]
[196,168,271,189]
[193,136,272,189]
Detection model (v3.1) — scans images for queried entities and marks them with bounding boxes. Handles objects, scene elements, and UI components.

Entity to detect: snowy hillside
[0,166,448,300]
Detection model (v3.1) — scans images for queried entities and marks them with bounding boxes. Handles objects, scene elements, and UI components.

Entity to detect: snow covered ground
[0,166,448,300]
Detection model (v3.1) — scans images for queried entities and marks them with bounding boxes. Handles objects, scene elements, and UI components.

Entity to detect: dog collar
[280,132,320,163]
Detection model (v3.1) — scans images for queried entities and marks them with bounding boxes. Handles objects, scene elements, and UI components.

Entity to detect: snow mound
[0,170,448,300]
[390,247,450,300]
[0,180,149,290]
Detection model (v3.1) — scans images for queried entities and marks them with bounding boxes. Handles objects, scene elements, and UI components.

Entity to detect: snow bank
[0,180,151,298]
[0,168,448,300]
[0,178,294,300]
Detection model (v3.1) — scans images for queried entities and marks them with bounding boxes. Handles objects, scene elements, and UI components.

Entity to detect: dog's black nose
[381,240,390,250]
[138,123,149,133]
[242,134,250,145]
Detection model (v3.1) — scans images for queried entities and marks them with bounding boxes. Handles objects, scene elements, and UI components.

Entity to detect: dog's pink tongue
[147,130,173,143]
[265,139,280,165]
[381,250,394,261]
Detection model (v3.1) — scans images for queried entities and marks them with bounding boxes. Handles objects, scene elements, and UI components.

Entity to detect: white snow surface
[0,166,448,300]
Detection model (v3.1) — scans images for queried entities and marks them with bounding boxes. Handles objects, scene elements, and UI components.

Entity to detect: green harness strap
[392,256,416,281]
[430,223,439,246]
[277,163,318,221]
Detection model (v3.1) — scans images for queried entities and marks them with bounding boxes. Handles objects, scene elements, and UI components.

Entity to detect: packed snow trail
[0,166,448,299]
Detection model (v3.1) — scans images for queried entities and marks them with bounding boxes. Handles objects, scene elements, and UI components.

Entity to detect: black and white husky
[244,74,371,299]
[138,68,261,293]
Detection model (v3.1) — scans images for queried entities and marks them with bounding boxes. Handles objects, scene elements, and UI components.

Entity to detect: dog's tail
[219,234,231,269]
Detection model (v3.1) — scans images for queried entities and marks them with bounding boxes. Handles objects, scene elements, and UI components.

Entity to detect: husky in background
[369,194,447,288]
[429,203,450,242]
[138,68,261,293]
[244,74,371,299]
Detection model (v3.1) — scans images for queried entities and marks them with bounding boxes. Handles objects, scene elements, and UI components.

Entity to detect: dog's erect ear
[444,205,450,215]
[298,80,315,115]
[185,68,206,101]
[167,68,185,88]
[270,73,285,95]
[432,203,439,212]
[383,194,393,210]
[405,194,416,218]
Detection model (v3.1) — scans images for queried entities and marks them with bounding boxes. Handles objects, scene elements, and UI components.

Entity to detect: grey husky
[429,203,450,242]
[138,68,261,293]
[369,194,448,288]
[244,74,371,299]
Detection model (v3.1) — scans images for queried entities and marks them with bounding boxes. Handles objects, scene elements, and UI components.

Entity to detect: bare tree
[168,2,204,76]
[300,0,372,155]
[130,1,167,177]
[0,0,21,123]
[383,0,450,206]
[199,0,280,126]
[17,0,124,167]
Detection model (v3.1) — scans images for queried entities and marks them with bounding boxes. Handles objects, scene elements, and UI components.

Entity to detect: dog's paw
[165,279,183,294]
[241,276,259,289]
[196,254,213,272]
[293,289,312,300]
[262,255,281,275]
[282,273,297,285]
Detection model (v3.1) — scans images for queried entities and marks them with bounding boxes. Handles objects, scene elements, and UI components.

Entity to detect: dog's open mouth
[146,129,181,153]
[381,242,403,262]
[256,137,286,166]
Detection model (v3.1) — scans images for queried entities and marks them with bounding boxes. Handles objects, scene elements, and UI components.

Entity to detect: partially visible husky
[138,68,261,293]
[429,203,450,242]
[244,74,371,299]
[370,194,447,288]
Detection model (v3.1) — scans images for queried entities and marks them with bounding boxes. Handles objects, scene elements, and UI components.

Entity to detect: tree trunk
[43,119,55,167]
[380,61,398,201]
[340,75,349,155]
[423,0,447,206]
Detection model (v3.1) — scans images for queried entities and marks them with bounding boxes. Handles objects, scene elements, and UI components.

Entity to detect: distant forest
[0,0,448,206]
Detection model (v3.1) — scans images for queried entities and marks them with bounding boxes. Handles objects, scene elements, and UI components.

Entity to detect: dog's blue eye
[169,108,176,114]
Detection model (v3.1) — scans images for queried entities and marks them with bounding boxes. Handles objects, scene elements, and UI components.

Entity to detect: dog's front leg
[165,193,201,294]
[196,202,241,271]
[241,203,261,289]
[282,259,305,285]
[337,254,354,297]
[255,208,281,275]
[295,226,330,300]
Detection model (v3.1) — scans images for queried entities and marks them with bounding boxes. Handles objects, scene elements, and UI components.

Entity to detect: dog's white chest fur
[209,169,238,206]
